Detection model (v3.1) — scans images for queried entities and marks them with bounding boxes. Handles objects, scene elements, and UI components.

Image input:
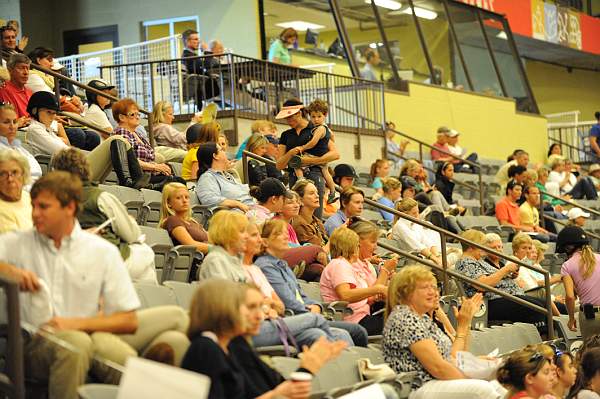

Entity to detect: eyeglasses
[126,112,140,118]
[0,169,23,180]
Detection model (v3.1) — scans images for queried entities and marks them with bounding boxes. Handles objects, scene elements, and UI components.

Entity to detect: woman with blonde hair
[558,226,600,338]
[383,265,497,398]
[151,100,199,162]
[496,347,556,399]
[320,226,387,334]
[159,182,209,253]
[233,133,269,185]
[198,210,249,282]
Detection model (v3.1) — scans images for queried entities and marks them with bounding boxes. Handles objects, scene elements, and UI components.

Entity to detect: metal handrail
[540,189,600,218]
[1,49,155,145]
[240,150,555,337]
[96,52,382,84]
[57,111,112,138]
[0,273,24,399]
[542,213,600,242]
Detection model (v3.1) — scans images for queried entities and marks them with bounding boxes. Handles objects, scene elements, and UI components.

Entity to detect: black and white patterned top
[454,257,524,300]
[382,304,452,388]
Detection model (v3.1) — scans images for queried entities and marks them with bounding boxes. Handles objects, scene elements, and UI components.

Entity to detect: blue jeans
[329,321,368,347]
[252,313,353,348]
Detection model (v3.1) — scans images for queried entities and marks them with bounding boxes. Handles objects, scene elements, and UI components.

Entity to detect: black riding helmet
[556,225,590,254]
[85,79,115,108]
[26,91,59,120]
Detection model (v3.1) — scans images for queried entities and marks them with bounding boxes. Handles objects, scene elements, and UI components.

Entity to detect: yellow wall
[385,83,548,162]
[526,60,600,121]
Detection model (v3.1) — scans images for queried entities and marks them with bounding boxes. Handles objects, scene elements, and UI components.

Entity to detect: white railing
[56,34,182,89]
[546,110,597,163]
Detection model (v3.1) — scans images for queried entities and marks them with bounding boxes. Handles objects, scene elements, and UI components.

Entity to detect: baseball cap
[567,207,590,220]
[87,78,116,91]
[258,178,293,201]
[589,164,600,174]
[446,129,459,137]
[400,176,418,191]
[437,126,450,134]
[265,134,279,145]
[556,226,590,253]
[333,164,358,179]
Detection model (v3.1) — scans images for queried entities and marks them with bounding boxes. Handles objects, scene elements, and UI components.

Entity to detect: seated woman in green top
[268,28,297,65]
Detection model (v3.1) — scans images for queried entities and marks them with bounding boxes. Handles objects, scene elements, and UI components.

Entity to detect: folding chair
[77,384,118,399]
[99,184,145,224]
[139,226,174,283]
[162,281,198,310]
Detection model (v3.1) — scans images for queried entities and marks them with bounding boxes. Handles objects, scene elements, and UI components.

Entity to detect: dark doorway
[63,25,119,56]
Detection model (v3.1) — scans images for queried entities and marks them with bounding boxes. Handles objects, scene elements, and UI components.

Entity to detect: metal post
[408,0,436,85]
[369,0,402,87]
[544,272,555,339]
[441,0,474,91]
[242,151,249,184]
[440,234,449,295]
[476,9,508,97]
[329,0,361,78]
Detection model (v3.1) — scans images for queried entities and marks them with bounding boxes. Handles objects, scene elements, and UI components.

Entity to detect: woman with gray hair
[0,148,33,233]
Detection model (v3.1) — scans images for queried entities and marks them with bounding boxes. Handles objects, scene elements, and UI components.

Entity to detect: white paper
[339,383,387,399]
[455,351,502,381]
[117,357,210,399]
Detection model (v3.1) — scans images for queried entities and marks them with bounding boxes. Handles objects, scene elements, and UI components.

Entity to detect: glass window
[446,1,503,96]
[480,13,537,113]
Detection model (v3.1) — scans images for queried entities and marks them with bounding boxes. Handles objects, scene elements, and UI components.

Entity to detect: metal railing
[540,189,600,219]
[240,150,555,338]
[0,48,156,146]
[548,120,597,164]
[0,273,24,399]
[56,34,182,85]
[96,53,386,132]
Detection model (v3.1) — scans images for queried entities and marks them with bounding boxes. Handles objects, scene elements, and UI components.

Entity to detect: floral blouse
[383,304,452,389]
[454,257,524,300]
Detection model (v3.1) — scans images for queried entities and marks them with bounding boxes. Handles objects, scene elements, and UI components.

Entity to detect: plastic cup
[290,372,313,382]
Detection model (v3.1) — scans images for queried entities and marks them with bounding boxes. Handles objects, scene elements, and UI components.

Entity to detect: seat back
[139,226,174,282]
[77,384,118,399]
[164,246,203,283]
[162,281,198,310]
[298,281,322,303]
[134,283,178,309]
[99,184,145,223]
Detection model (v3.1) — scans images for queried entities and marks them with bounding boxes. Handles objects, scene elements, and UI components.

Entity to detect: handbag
[357,358,396,382]
[272,318,299,357]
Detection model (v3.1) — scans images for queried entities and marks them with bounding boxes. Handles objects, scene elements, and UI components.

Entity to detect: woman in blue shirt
[590,111,600,161]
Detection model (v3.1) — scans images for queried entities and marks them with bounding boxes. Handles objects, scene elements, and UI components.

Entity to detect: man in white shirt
[0,171,140,399]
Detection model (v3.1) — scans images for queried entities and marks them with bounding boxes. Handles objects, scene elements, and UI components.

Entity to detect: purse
[357,358,396,381]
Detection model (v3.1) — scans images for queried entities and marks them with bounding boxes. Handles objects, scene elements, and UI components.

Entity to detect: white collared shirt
[25,119,68,156]
[0,222,140,328]
[391,217,441,252]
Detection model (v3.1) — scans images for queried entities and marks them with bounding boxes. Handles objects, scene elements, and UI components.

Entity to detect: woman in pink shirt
[559,226,600,339]
[320,226,387,335]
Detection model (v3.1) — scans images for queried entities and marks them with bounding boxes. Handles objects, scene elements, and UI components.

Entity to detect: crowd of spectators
[4,19,600,399]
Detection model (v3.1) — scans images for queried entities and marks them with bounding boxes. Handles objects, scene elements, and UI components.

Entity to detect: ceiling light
[276,21,325,31]
[400,7,437,20]
[496,31,508,40]
[369,42,384,49]
[364,0,402,10]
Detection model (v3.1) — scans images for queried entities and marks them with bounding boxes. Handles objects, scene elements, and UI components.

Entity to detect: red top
[0,81,32,117]
[495,196,521,227]
[510,392,529,399]
[431,142,450,161]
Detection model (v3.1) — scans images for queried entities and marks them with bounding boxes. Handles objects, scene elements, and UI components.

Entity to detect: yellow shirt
[519,201,539,227]
[182,146,199,181]
[0,191,33,234]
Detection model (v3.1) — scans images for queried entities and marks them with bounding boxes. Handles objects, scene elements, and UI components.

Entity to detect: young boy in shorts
[293,99,337,203]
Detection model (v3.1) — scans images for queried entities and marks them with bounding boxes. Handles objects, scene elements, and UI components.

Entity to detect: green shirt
[268,39,291,65]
